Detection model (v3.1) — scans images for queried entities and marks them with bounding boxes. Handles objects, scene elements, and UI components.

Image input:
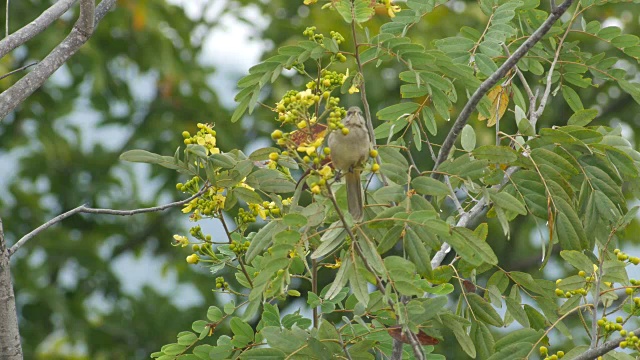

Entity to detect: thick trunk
[0,219,22,360]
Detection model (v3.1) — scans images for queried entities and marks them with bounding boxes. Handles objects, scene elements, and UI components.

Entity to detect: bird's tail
[345,170,363,222]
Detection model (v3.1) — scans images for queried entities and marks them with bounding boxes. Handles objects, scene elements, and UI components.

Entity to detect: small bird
[327,106,370,221]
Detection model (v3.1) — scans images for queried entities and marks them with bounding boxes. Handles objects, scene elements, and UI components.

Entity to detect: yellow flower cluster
[182,123,220,155]
[181,185,226,221]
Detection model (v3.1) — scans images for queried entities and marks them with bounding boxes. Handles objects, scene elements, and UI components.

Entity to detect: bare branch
[445,175,465,216]
[431,0,574,173]
[0,61,38,80]
[0,217,23,360]
[8,186,207,257]
[431,167,519,269]
[532,7,575,126]
[0,0,115,120]
[0,0,78,58]
[572,329,640,360]
[502,43,536,117]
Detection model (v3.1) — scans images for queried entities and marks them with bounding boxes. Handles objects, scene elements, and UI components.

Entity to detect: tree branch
[431,0,574,173]
[0,217,23,360]
[0,0,115,120]
[7,185,207,257]
[431,167,519,269]
[0,0,78,58]
[572,329,640,360]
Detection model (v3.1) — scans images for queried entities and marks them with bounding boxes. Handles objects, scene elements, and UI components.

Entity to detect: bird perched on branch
[328,106,370,221]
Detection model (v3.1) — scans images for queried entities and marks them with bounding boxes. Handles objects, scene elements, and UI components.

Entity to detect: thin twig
[502,43,536,118]
[219,212,254,288]
[445,176,464,216]
[431,0,574,174]
[0,61,37,80]
[8,185,208,257]
[532,2,577,126]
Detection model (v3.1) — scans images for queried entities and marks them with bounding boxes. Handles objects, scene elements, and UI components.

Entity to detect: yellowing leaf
[478,85,509,127]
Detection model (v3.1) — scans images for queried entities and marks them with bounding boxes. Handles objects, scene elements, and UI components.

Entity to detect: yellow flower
[238,180,255,191]
[323,257,342,269]
[348,85,360,94]
[204,134,216,146]
[173,234,189,247]
[318,165,333,178]
[297,145,316,155]
[385,0,401,17]
[186,254,200,264]
[182,199,197,213]
[282,198,292,206]
[304,0,317,4]
[341,69,349,84]
[249,203,268,220]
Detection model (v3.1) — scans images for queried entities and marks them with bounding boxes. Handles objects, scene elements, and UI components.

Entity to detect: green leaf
[239,348,286,360]
[246,169,296,193]
[524,304,548,330]
[602,260,629,285]
[560,251,594,273]
[422,106,437,135]
[325,256,352,300]
[438,154,489,180]
[249,147,281,161]
[282,213,308,227]
[348,260,369,306]
[567,109,598,126]
[373,185,406,203]
[405,227,432,278]
[486,342,535,360]
[471,321,495,359]
[232,96,251,123]
[442,313,475,358]
[558,275,586,291]
[598,26,622,40]
[495,328,542,351]
[246,221,285,263]
[555,196,589,250]
[207,306,223,322]
[311,221,347,259]
[562,85,584,112]
[490,190,527,215]
[530,148,579,178]
[231,317,254,341]
[234,187,263,204]
[505,297,530,327]
[335,0,374,23]
[448,227,498,266]
[475,53,498,77]
[376,102,420,121]
[472,145,518,163]
[120,149,184,171]
[466,293,503,327]
[461,124,476,151]
[411,176,450,196]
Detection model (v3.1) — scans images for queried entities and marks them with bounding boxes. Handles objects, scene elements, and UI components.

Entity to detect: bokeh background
[1,0,640,358]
